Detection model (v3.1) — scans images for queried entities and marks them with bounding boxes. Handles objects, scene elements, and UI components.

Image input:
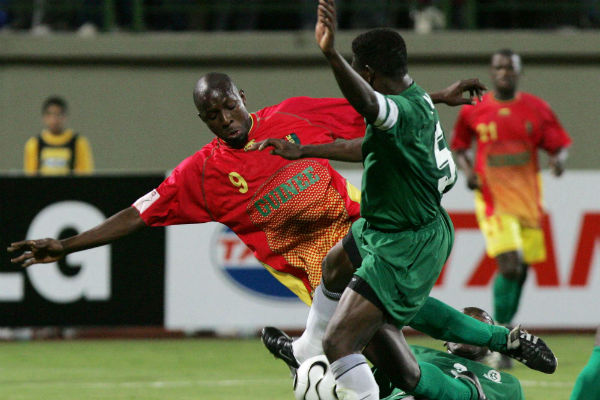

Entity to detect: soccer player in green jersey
[375,308,524,400]
[315,0,486,398]
[570,326,600,400]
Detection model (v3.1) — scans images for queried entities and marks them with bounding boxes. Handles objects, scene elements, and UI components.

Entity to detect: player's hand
[549,156,565,177]
[466,172,480,190]
[250,138,303,160]
[316,0,336,55]
[438,79,487,106]
[7,239,65,267]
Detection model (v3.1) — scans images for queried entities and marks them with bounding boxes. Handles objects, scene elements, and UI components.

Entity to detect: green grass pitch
[0,333,593,400]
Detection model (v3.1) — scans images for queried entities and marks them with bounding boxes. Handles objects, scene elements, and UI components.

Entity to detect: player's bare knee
[497,251,522,280]
[321,253,353,293]
[392,366,420,392]
[321,255,335,287]
[323,322,354,361]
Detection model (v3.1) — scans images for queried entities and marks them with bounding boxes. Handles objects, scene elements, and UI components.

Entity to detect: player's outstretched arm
[316,0,379,123]
[252,138,363,162]
[8,206,146,267]
[429,79,487,106]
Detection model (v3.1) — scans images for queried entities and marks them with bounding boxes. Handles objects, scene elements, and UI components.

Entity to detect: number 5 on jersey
[434,122,457,193]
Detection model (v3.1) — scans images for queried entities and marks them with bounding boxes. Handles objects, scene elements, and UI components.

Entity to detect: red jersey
[133,97,365,301]
[451,92,571,227]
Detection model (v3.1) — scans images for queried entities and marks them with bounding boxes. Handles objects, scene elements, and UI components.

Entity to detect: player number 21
[476,122,498,142]
[228,172,248,194]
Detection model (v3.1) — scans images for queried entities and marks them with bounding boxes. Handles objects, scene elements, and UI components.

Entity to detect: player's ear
[364,65,376,86]
[239,89,247,105]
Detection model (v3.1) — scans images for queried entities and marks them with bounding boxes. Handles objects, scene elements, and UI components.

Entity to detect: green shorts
[351,211,454,327]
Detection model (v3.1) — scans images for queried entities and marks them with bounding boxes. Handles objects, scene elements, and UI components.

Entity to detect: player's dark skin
[454,53,568,291]
[43,104,68,135]
[193,73,253,149]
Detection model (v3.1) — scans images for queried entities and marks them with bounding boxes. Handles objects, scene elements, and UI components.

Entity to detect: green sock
[410,297,508,351]
[570,346,600,400]
[493,274,522,324]
[413,362,475,400]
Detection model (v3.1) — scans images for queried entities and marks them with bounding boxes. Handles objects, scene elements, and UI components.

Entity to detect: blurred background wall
[1,31,599,172]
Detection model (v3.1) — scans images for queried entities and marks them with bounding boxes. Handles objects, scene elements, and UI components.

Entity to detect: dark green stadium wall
[1,31,598,172]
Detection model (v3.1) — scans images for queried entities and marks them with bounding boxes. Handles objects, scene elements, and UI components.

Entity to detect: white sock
[330,354,379,400]
[292,284,340,363]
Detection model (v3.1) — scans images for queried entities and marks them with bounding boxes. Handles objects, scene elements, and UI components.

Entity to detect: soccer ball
[294,355,338,400]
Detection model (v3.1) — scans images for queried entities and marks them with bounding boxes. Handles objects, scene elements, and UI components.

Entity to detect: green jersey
[375,345,525,400]
[361,83,456,230]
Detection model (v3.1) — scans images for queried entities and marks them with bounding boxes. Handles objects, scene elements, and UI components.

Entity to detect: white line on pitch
[2,378,574,390]
[1,378,291,389]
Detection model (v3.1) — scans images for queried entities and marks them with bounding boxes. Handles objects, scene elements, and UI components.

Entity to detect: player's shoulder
[259,96,348,116]
[74,134,90,143]
[174,143,217,171]
[381,85,428,122]
[25,136,39,145]
[519,92,552,108]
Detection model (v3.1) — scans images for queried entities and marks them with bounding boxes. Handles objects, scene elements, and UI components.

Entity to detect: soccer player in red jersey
[451,49,572,368]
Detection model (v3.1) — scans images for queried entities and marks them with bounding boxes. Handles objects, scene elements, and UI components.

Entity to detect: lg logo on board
[1,201,111,303]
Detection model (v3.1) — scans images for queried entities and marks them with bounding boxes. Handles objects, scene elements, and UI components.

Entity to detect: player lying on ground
[570,326,600,400]
[261,1,554,399]
[451,48,571,370]
[8,73,551,393]
[373,307,524,400]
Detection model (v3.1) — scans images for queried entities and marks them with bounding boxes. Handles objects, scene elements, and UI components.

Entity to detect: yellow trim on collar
[40,129,75,145]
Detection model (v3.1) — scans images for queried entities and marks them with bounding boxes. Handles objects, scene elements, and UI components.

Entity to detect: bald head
[193,73,251,149]
[193,73,239,111]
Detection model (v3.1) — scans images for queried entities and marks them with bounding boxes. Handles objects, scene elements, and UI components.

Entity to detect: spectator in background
[209,0,258,31]
[300,0,389,30]
[581,0,600,27]
[24,96,94,175]
[0,0,9,29]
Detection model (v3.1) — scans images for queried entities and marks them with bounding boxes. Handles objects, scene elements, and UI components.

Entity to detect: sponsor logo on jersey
[483,369,502,383]
[253,166,320,217]
[453,363,468,373]
[211,225,297,300]
[133,189,160,214]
